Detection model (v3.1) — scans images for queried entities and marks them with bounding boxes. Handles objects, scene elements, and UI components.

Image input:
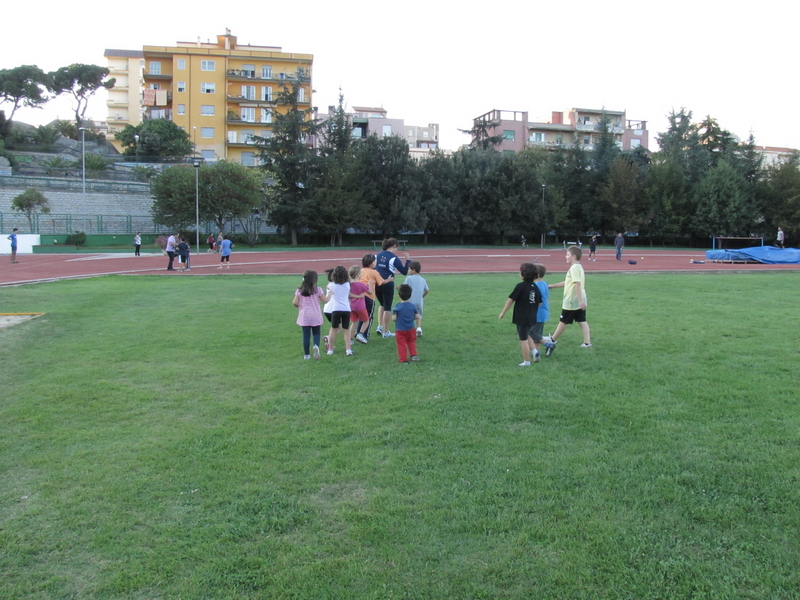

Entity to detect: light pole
[79,127,87,233]
[194,160,201,254]
[540,183,546,249]
[134,134,140,164]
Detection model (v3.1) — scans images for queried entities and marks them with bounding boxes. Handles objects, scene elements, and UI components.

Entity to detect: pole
[80,127,86,233]
[540,183,546,249]
[194,161,201,254]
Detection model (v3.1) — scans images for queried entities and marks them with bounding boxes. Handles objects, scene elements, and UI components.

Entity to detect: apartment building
[105,30,313,164]
[474,108,648,154]
[105,49,145,138]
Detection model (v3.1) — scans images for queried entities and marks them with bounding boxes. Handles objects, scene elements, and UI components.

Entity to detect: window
[201,60,216,71]
[201,82,215,94]
[352,126,364,139]
[261,65,272,79]
[630,138,641,149]
[241,151,255,166]
[260,130,272,139]
[583,136,591,145]
[241,64,255,78]
[503,130,515,141]
[177,104,186,115]
[261,86,273,101]
[201,127,215,138]
[241,107,256,122]
[201,149,215,160]
[382,124,392,137]
[423,131,429,138]
[201,105,215,116]
[556,134,563,145]
[177,82,186,93]
[529,132,545,143]
[241,130,255,144]
[228,131,237,144]
[177,59,186,71]
[149,61,161,75]
[260,108,272,123]
[298,87,305,103]
[408,129,414,137]
[148,83,161,90]
[241,85,255,100]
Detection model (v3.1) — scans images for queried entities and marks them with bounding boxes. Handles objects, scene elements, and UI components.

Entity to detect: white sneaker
[346,348,354,356]
[416,327,423,337]
[376,326,384,335]
[533,351,541,363]
[312,345,320,360]
[326,349,334,355]
[303,355,311,360]
[519,361,531,367]
[382,332,396,338]
[580,343,593,348]
[355,333,368,344]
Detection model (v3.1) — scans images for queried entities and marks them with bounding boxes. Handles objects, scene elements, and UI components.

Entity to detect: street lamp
[540,183,546,249]
[194,160,201,254]
[134,134,140,164]
[79,127,86,233]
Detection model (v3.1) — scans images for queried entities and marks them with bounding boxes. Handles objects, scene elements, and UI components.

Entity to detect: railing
[1,175,152,194]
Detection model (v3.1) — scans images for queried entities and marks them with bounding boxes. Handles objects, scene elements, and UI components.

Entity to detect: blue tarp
[706,246,800,264]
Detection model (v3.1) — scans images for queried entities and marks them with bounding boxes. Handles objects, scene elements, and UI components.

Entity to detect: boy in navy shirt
[392,284,420,363]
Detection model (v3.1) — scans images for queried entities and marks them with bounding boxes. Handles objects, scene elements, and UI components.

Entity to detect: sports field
[1,258,798,598]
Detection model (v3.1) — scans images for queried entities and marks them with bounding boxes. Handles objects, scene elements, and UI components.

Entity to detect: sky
[3,0,798,152]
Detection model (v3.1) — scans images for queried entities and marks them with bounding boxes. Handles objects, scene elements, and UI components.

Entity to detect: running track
[1,247,799,287]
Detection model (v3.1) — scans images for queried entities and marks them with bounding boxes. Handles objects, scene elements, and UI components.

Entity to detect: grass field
[1,272,798,599]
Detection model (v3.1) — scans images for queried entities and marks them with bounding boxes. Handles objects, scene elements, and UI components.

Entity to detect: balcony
[226,94,276,105]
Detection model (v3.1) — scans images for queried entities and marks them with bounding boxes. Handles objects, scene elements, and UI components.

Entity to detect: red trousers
[395,329,417,362]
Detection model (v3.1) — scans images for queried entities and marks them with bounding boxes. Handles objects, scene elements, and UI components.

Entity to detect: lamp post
[194,160,201,254]
[79,127,86,233]
[540,183,546,249]
[134,134,140,164]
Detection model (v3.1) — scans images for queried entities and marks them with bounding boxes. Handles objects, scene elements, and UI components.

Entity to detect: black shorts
[516,324,534,341]
[221,255,230,262]
[375,282,395,311]
[330,311,351,329]
[559,309,587,324]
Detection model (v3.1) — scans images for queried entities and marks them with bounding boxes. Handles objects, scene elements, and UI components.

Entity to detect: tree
[419,150,459,243]
[0,65,50,122]
[757,152,800,243]
[115,119,193,159]
[48,64,115,130]
[692,160,755,238]
[150,161,263,231]
[596,156,646,234]
[642,156,686,244]
[256,69,320,245]
[11,188,50,230]
[459,115,504,150]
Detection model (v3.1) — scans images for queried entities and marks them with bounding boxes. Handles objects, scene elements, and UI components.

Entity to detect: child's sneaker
[382,331,395,338]
[376,326,383,335]
[323,336,330,351]
[355,332,368,344]
[416,327,423,337]
[326,349,334,356]
[533,351,541,363]
[519,361,531,366]
[410,355,420,362]
[346,348,354,356]
[545,338,557,357]
[580,343,593,348]
[312,345,320,360]
[303,355,311,360]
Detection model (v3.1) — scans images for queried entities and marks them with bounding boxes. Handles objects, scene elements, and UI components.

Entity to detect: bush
[66,231,87,247]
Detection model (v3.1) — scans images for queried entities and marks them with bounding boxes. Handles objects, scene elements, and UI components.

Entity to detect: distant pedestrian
[588,235,597,261]
[218,236,233,269]
[134,232,141,256]
[521,235,527,249]
[176,237,190,271]
[777,227,785,249]
[216,232,224,254]
[7,228,19,263]
[614,233,624,261]
[165,232,178,270]
[207,233,215,253]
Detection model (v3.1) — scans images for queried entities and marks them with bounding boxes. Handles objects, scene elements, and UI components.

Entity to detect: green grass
[1,272,798,599]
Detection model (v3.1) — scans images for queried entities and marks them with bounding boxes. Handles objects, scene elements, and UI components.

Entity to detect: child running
[544,245,592,355]
[404,261,429,337]
[348,265,371,344]
[356,254,390,343]
[530,263,550,362]
[292,270,330,360]
[392,284,420,363]
[498,262,542,366]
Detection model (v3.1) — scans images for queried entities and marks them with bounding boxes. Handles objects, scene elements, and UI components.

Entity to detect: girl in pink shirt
[292,270,331,360]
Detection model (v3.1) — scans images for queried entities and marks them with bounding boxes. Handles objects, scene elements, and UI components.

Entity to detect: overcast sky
[4,0,797,152]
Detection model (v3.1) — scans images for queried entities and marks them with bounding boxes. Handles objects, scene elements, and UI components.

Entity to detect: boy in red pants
[392,284,420,363]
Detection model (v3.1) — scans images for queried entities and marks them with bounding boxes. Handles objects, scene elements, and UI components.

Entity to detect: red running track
[2,247,799,287]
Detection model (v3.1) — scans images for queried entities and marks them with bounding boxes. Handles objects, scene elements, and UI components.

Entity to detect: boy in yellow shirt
[544,245,592,355]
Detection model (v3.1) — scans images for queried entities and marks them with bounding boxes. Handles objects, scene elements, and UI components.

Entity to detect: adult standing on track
[134,232,141,256]
[7,228,19,264]
[776,227,785,249]
[614,233,625,261]
[375,238,410,338]
[165,232,178,271]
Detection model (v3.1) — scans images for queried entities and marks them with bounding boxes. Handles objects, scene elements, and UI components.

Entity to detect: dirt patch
[0,314,44,329]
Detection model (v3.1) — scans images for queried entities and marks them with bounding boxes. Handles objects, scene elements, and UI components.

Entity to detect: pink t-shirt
[349,281,369,312]
[295,287,324,327]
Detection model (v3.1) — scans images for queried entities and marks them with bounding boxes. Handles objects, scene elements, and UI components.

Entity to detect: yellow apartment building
[105,30,313,164]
